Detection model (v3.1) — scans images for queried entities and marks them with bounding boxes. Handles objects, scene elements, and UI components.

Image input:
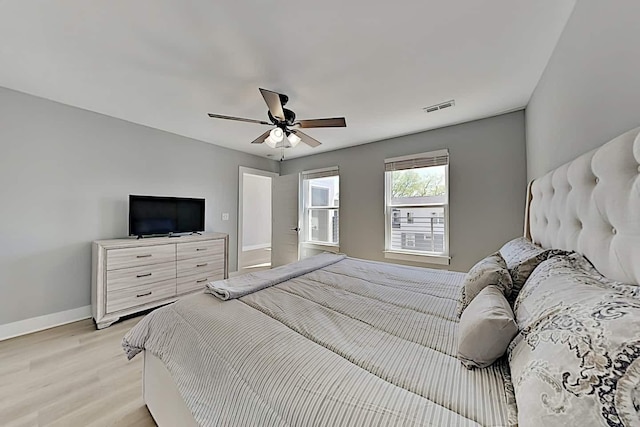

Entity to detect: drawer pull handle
[196,248,207,251]
[136,273,152,278]
[136,291,152,298]
[196,278,208,283]
[196,263,208,267]
[136,254,152,258]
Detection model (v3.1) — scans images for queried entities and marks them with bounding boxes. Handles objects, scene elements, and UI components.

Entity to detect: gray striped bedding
[123,257,517,426]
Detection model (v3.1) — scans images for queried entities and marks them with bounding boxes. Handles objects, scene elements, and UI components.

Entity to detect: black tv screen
[129,195,205,237]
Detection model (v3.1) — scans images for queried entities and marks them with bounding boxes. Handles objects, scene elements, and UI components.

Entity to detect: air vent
[423,100,455,113]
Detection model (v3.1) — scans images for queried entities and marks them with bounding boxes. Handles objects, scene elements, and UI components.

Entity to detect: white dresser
[91,233,228,329]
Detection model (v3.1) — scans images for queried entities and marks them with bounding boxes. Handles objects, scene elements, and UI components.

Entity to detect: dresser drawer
[177,239,224,260]
[177,269,225,295]
[106,262,176,292]
[106,279,176,313]
[106,244,175,270]
[177,253,224,278]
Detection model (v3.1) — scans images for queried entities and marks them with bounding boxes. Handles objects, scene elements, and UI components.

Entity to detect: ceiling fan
[208,88,346,155]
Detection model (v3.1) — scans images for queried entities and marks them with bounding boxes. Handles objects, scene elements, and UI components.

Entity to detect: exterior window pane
[389,206,445,253]
[310,176,339,207]
[390,165,447,202]
[308,208,339,244]
[303,173,339,246]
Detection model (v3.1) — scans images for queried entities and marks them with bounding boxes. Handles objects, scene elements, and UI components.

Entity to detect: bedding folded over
[206,252,346,300]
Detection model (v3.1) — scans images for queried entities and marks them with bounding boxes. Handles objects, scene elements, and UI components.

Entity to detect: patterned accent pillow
[499,237,567,302]
[457,252,512,317]
[508,255,640,426]
[458,285,518,369]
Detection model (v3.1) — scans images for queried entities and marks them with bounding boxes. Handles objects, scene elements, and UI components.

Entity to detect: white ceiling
[0,1,575,159]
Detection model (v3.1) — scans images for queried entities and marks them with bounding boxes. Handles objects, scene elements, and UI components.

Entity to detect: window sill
[302,241,340,253]
[383,250,450,266]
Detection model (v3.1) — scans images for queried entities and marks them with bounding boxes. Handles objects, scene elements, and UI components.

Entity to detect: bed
[123,127,640,426]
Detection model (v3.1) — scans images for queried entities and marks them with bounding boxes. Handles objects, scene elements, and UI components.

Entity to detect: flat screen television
[129,195,205,237]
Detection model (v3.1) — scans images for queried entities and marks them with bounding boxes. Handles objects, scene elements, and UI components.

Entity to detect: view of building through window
[387,165,447,254]
[304,175,339,244]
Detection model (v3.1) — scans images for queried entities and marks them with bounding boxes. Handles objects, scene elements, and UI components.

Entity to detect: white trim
[241,243,271,251]
[383,250,451,266]
[384,155,450,259]
[301,168,340,247]
[385,148,449,164]
[0,305,92,342]
[238,166,278,272]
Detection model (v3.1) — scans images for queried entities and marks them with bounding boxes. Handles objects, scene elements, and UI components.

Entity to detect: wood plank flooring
[238,247,271,274]
[0,316,155,427]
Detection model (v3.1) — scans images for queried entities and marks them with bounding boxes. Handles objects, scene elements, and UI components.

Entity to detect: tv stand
[91,232,228,329]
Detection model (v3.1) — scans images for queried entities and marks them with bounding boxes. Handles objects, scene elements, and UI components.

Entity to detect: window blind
[302,167,339,180]
[384,150,448,172]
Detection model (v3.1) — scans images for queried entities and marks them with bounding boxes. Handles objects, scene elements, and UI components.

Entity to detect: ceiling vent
[423,100,455,113]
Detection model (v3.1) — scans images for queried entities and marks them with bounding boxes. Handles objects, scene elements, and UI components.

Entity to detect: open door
[271,174,300,267]
[238,167,277,274]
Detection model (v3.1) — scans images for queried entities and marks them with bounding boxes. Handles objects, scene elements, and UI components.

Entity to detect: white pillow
[458,285,518,369]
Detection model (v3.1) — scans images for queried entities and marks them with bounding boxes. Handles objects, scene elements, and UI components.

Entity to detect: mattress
[123,257,517,426]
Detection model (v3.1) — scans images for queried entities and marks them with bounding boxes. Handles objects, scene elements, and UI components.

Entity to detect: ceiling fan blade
[294,117,347,128]
[251,130,272,144]
[259,88,285,121]
[291,130,322,148]
[208,113,270,125]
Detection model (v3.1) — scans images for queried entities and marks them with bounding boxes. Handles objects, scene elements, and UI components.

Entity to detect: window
[384,149,449,265]
[302,167,339,246]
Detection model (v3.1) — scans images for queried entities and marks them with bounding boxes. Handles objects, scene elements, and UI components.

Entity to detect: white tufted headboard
[525,126,640,286]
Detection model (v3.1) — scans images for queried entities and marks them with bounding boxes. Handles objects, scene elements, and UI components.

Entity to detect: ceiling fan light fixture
[207,88,346,150]
[264,127,284,148]
[264,138,277,148]
[287,132,301,147]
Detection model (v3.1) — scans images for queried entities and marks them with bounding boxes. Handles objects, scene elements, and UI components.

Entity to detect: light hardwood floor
[0,316,155,427]
[238,247,271,274]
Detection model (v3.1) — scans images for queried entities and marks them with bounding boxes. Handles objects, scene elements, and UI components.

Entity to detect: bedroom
[1,0,639,426]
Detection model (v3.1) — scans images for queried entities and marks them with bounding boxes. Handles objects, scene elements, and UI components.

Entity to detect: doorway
[238,167,278,274]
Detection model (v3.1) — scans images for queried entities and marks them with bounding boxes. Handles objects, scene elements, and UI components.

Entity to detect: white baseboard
[0,305,92,342]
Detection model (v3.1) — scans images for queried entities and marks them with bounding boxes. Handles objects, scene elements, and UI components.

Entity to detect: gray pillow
[457,252,512,317]
[499,237,566,301]
[457,285,518,369]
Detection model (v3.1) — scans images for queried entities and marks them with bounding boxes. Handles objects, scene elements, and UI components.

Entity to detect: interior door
[271,174,300,267]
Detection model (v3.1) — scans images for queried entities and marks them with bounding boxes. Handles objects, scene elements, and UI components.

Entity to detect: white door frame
[238,166,278,273]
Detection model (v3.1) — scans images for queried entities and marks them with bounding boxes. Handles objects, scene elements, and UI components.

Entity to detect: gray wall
[0,87,278,325]
[526,0,640,180]
[242,173,272,249]
[281,111,527,272]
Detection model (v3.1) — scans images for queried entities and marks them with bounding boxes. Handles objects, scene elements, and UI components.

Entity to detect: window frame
[383,150,450,266]
[301,167,340,251]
